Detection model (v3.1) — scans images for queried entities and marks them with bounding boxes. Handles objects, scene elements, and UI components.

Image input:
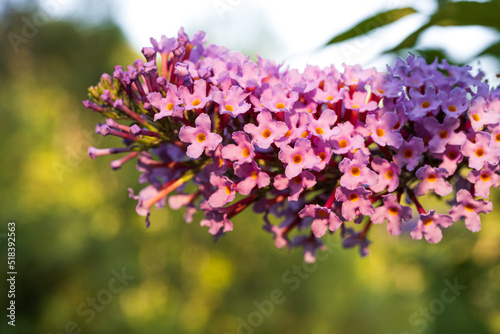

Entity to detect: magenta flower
[274,111,309,147]
[466,163,500,198]
[342,228,371,257]
[449,189,492,232]
[410,211,453,243]
[371,194,412,235]
[234,161,270,195]
[278,138,321,179]
[208,174,236,208]
[310,75,343,103]
[393,137,424,171]
[407,86,440,120]
[260,83,299,112]
[432,145,464,175]
[329,122,364,154]
[200,202,233,239]
[339,151,378,190]
[335,186,374,221]
[369,157,400,193]
[148,83,183,120]
[221,131,254,165]
[178,113,222,159]
[273,170,317,201]
[299,204,342,238]
[438,87,469,118]
[243,110,288,149]
[212,85,251,117]
[293,235,326,263]
[311,136,334,172]
[365,112,403,148]
[462,131,499,170]
[178,79,211,110]
[423,117,466,153]
[305,109,339,142]
[415,165,452,197]
[263,223,292,249]
[468,96,500,132]
[343,87,378,112]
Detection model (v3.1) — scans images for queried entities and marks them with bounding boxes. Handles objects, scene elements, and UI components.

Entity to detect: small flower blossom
[278,138,321,179]
[449,189,492,232]
[212,86,251,117]
[438,87,469,118]
[415,165,452,197]
[178,79,211,110]
[365,112,403,148]
[407,86,440,120]
[339,151,378,190]
[221,131,255,165]
[335,186,374,221]
[273,171,317,201]
[178,113,222,159]
[244,110,288,149]
[410,211,453,244]
[372,194,412,235]
[370,157,400,193]
[462,131,499,170]
[299,204,342,238]
[260,83,299,112]
[208,174,236,208]
[423,117,466,153]
[305,109,339,142]
[329,122,365,154]
[234,161,270,195]
[393,137,425,171]
[466,163,500,198]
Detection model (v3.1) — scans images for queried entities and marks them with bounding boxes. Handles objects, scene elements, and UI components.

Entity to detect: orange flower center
[480,173,491,182]
[421,101,430,108]
[250,171,258,180]
[351,166,361,176]
[196,133,206,143]
[338,139,348,148]
[403,149,414,159]
[426,174,437,183]
[318,209,329,218]
[388,207,398,216]
[192,99,201,106]
[293,154,303,164]
[439,130,448,139]
[276,102,286,109]
[166,103,174,111]
[385,170,394,180]
[349,193,359,202]
[448,105,457,112]
[376,128,385,137]
[475,148,485,157]
[424,218,433,225]
[465,204,475,212]
[316,127,324,135]
[225,105,234,112]
[318,152,327,161]
[241,147,250,157]
[262,129,272,138]
[225,186,232,195]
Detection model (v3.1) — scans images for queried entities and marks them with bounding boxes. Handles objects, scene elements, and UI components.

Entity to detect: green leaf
[325,7,418,46]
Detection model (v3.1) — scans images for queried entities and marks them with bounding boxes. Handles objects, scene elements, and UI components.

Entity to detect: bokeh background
[1,0,500,333]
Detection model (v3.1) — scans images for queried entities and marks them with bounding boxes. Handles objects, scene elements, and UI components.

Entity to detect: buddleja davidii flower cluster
[83,28,500,262]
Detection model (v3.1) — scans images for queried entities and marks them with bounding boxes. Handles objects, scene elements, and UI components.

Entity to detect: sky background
[35,0,500,84]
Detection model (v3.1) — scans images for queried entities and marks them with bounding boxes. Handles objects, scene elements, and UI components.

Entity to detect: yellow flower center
[166,103,174,111]
[339,139,348,148]
[225,105,234,112]
[293,154,303,164]
[480,173,491,182]
[301,131,310,138]
[426,174,437,183]
[284,130,292,137]
[439,130,448,139]
[385,170,394,180]
[472,114,480,122]
[276,102,286,109]
[421,101,430,108]
[241,147,250,157]
[196,133,206,143]
[495,133,500,142]
[388,207,398,216]
[262,129,272,138]
[349,193,359,202]
[448,105,457,112]
[377,89,385,94]
[352,104,360,109]
[376,128,385,137]
[351,166,361,177]
[465,204,475,212]
[250,171,258,180]
[403,149,414,159]
[225,186,232,195]
[475,148,485,157]
[315,127,324,135]
[318,152,327,161]
[192,99,201,106]
[424,218,433,225]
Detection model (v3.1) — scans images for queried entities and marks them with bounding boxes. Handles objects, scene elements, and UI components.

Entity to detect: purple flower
[372,194,412,235]
[208,174,236,208]
[393,137,424,171]
[438,87,469,118]
[310,75,343,103]
[410,211,453,243]
[305,109,339,142]
[263,223,292,249]
[342,86,378,112]
[423,117,466,153]
[329,122,365,154]
[273,171,317,201]
[179,113,222,159]
[234,161,270,195]
[335,186,374,221]
[338,151,378,190]
[212,86,250,117]
[221,131,254,165]
[369,157,400,193]
[178,79,211,110]
[407,86,440,120]
[342,228,371,257]
[415,165,452,197]
[148,83,184,120]
[274,111,309,147]
[293,235,326,263]
[468,96,500,132]
[299,204,342,238]
[200,202,233,240]
[311,136,334,171]
[433,145,464,175]
[244,110,288,149]
[462,131,499,170]
[278,138,321,179]
[466,163,500,198]
[449,189,492,232]
[260,83,299,112]
[365,112,403,148]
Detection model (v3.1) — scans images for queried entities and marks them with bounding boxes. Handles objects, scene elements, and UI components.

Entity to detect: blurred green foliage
[1,3,500,334]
